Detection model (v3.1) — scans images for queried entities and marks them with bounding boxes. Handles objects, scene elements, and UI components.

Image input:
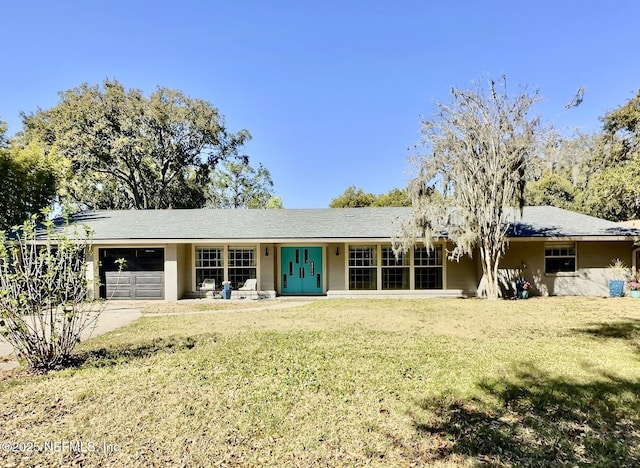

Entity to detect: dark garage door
[100,248,164,300]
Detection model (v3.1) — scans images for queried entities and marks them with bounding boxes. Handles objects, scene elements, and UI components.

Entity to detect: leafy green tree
[600,90,640,164]
[22,79,250,210]
[208,160,275,208]
[265,196,284,209]
[329,185,376,208]
[521,91,640,221]
[371,188,411,207]
[330,186,411,208]
[0,126,62,229]
[523,130,600,217]
[0,215,111,371]
[572,91,640,221]
[0,120,6,146]
[525,170,575,209]
[579,154,640,221]
[396,77,542,299]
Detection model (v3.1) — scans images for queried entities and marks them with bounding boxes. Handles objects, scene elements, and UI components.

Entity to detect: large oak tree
[523,91,640,222]
[208,160,276,208]
[22,80,251,210]
[579,91,640,221]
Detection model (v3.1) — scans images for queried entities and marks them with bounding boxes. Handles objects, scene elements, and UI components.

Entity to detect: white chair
[200,279,216,298]
[238,278,258,299]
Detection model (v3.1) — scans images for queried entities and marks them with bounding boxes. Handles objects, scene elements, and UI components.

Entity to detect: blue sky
[2,1,639,208]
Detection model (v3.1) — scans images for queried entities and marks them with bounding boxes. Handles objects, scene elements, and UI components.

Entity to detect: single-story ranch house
[62,206,638,300]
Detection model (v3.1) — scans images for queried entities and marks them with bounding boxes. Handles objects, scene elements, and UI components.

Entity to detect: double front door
[281,247,323,294]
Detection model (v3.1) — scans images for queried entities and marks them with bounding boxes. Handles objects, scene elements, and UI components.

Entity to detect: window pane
[229,248,255,267]
[349,246,377,267]
[415,267,443,289]
[382,247,407,266]
[349,268,377,290]
[382,267,409,289]
[228,267,256,290]
[545,257,576,273]
[196,248,222,268]
[544,243,576,273]
[195,269,224,290]
[414,245,443,266]
[545,246,575,257]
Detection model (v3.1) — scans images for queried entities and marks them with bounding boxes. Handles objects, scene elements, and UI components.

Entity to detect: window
[414,245,443,289]
[382,247,409,290]
[195,247,223,290]
[228,247,256,289]
[545,243,576,274]
[349,245,377,290]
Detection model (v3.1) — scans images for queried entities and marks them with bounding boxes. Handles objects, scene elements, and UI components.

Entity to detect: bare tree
[395,77,542,299]
[0,214,113,371]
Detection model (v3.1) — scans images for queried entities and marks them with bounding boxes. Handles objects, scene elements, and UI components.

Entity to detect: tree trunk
[480,242,501,299]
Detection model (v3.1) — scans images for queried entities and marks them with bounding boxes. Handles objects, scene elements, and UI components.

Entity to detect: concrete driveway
[0,301,144,371]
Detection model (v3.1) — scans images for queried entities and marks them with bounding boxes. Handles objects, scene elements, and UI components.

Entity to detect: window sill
[545,272,578,278]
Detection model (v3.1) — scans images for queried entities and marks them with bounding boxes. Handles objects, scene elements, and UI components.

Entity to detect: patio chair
[238,278,258,299]
[200,279,216,298]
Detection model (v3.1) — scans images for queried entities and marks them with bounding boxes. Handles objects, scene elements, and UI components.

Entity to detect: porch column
[164,244,178,301]
[86,246,98,300]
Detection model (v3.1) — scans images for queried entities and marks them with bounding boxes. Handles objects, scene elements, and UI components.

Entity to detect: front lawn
[1,297,640,466]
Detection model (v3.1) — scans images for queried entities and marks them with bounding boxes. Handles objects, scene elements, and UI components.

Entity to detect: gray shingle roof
[59,206,637,241]
[65,208,410,240]
[506,206,638,237]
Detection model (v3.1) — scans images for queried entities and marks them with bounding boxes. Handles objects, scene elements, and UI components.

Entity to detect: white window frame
[544,242,577,276]
[381,245,409,290]
[194,246,224,291]
[227,246,257,289]
[413,244,444,289]
[193,245,259,292]
[348,244,378,290]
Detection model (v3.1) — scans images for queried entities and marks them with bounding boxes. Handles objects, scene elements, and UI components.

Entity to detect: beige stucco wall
[445,253,479,295]
[95,239,636,299]
[500,240,635,297]
[259,243,275,291]
[327,243,346,291]
[498,242,542,296]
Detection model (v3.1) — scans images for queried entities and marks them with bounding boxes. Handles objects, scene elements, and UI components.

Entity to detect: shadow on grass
[573,319,640,341]
[70,333,219,369]
[414,366,640,466]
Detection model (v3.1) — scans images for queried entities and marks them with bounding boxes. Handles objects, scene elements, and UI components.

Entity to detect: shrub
[0,214,108,371]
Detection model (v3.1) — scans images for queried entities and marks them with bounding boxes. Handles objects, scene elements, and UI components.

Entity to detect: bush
[0,214,108,371]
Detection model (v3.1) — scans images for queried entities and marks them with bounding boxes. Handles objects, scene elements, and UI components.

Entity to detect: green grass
[2,297,640,466]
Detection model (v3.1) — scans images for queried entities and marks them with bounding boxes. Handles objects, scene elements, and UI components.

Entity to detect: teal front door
[281,247,323,294]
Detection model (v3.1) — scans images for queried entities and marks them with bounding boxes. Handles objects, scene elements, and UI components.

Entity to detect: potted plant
[608,258,628,297]
[628,272,640,298]
[627,282,640,298]
[515,278,532,299]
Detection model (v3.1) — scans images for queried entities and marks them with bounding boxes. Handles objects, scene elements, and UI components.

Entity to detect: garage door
[100,248,164,300]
